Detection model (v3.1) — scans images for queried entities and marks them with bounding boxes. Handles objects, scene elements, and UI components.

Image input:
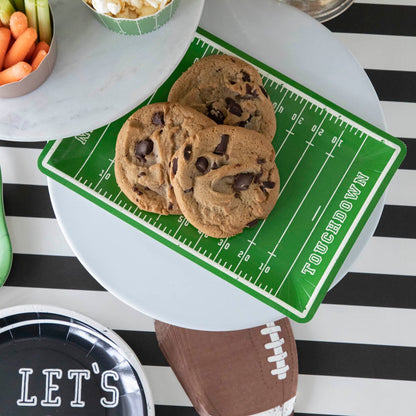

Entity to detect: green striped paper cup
[82,0,179,36]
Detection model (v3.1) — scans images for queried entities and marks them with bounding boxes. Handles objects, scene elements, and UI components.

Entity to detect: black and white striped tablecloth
[0,1,415,415]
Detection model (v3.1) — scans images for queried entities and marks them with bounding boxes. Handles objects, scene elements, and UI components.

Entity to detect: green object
[81,0,179,36]
[36,0,51,44]
[11,0,24,12]
[0,0,15,26]
[38,28,406,322]
[0,167,12,287]
[24,0,36,31]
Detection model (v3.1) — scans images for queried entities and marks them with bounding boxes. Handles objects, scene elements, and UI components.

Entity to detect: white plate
[0,0,204,142]
[48,0,386,331]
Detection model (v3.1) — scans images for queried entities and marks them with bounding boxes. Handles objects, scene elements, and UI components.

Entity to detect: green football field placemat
[38,28,406,322]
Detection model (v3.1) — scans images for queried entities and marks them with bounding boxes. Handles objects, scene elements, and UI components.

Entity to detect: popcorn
[86,0,171,18]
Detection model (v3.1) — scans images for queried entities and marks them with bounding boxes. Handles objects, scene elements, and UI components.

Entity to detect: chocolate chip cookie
[115,102,216,215]
[170,125,280,238]
[168,54,276,141]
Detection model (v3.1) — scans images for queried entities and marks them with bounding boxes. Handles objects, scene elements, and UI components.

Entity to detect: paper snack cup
[82,0,179,36]
[0,8,57,99]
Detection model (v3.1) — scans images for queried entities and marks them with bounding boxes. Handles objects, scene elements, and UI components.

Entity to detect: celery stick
[0,0,15,26]
[24,0,37,32]
[13,0,25,12]
[36,0,51,44]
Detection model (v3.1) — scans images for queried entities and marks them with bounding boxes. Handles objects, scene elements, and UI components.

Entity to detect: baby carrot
[0,61,32,85]
[0,27,11,71]
[3,27,37,69]
[24,41,35,61]
[31,49,47,71]
[32,40,49,57]
[10,11,28,39]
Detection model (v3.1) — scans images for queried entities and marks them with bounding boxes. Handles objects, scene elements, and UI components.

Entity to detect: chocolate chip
[196,157,209,174]
[246,84,252,95]
[152,111,164,126]
[184,187,193,193]
[207,104,225,124]
[254,170,263,184]
[132,186,143,195]
[246,219,259,228]
[225,97,242,117]
[260,185,269,195]
[138,172,146,177]
[242,71,250,82]
[237,114,252,128]
[234,192,241,199]
[260,86,268,98]
[168,203,173,210]
[257,158,266,164]
[135,139,153,159]
[184,145,192,161]
[233,173,254,191]
[213,134,229,155]
[172,158,178,176]
[212,162,219,170]
[263,181,276,189]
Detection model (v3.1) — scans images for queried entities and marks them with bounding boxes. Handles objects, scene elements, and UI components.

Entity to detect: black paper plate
[0,305,154,415]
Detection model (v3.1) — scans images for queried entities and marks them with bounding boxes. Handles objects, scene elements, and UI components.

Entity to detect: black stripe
[4,184,416,239]
[365,69,416,103]
[6,254,414,310]
[155,404,341,416]
[398,137,416,170]
[4,254,105,291]
[3,184,55,218]
[297,340,416,381]
[324,272,416,309]
[114,330,416,381]
[324,4,416,36]
[156,406,198,416]
[374,205,416,239]
[114,329,168,366]
[155,406,344,416]
[0,140,46,149]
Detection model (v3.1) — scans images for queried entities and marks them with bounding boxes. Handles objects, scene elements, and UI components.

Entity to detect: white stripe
[381,101,416,139]
[351,236,416,276]
[292,304,416,348]
[144,366,191,406]
[2,148,414,208]
[142,367,416,416]
[335,33,416,72]
[0,148,45,186]
[354,0,416,5]
[5,215,416,283]
[0,287,155,331]
[1,286,416,348]
[6,216,73,256]
[385,169,416,206]
[296,375,416,416]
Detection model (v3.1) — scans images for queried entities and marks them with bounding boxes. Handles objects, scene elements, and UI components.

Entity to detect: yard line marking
[255,115,330,283]
[274,90,288,114]
[172,219,185,238]
[276,101,308,157]
[279,113,328,194]
[275,132,366,296]
[75,124,110,180]
[93,160,114,191]
[193,232,205,249]
[312,206,322,221]
[213,238,229,262]
[233,220,265,272]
